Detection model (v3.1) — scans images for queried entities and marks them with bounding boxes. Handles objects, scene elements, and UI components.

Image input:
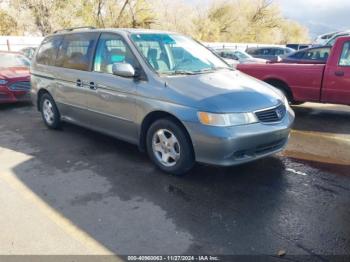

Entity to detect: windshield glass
[0,53,30,68]
[233,51,251,59]
[130,33,230,75]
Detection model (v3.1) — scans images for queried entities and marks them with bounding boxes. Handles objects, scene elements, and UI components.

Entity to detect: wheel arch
[139,110,194,155]
[264,78,294,102]
[36,88,51,111]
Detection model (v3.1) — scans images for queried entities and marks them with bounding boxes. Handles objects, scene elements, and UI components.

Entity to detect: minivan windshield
[130,33,231,75]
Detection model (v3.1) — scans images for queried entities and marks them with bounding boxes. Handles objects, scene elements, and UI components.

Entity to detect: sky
[277,0,350,38]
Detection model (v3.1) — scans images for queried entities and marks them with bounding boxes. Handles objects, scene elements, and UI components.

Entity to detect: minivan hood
[162,70,283,113]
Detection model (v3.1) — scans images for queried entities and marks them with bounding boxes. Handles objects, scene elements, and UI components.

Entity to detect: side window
[275,49,285,56]
[93,33,138,74]
[247,49,258,55]
[261,49,271,55]
[36,36,62,66]
[290,51,304,59]
[303,48,330,61]
[220,52,229,58]
[339,42,350,66]
[56,33,97,71]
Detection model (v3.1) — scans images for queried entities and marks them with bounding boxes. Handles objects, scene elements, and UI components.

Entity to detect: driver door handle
[335,71,344,77]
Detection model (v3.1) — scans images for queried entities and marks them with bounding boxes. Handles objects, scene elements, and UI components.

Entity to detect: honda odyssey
[31,28,294,175]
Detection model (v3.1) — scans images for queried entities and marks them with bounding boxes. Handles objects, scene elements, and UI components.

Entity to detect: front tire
[146,118,195,175]
[40,93,61,129]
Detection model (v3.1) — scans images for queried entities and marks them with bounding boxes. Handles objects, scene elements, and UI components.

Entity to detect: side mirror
[112,63,135,78]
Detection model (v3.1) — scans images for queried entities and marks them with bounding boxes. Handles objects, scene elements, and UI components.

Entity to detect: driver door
[86,33,141,144]
[323,40,350,105]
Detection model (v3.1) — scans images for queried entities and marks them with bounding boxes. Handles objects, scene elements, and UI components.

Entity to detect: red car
[237,36,350,106]
[0,51,31,104]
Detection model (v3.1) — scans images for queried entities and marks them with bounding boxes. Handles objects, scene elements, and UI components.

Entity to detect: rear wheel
[40,93,61,129]
[146,118,194,175]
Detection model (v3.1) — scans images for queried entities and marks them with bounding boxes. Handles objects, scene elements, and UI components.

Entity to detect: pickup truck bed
[237,36,350,106]
[238,63,326,102]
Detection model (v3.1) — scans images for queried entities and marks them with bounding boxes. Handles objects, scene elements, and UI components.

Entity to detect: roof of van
[52,27,179,36]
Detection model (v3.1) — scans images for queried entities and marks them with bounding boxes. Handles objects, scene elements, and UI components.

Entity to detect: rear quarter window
[36,36,63,66]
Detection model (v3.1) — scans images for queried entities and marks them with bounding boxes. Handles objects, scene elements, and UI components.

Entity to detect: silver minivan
[31,28,294,175]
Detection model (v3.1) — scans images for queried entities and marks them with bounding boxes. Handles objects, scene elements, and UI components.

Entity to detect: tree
[2,0,309,44]
[0,9,18,35]
[192,0,309,44]
[9,0,72,36]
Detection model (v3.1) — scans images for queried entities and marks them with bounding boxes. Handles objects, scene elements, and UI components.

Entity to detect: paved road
[0,102,349,258]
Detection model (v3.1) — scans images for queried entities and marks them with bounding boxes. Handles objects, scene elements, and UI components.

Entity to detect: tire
[40,93,61,129]
[146,118,195,175]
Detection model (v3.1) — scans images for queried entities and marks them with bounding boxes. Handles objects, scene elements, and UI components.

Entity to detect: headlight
[198,112,258,127]
[0,79,8,85]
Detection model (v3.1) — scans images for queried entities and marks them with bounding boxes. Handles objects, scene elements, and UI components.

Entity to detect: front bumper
[0,86,31,104]
[184,108,294,166]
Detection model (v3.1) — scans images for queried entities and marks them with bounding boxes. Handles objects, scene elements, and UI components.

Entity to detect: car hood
[162,70,284,113]
[0,67,30,79]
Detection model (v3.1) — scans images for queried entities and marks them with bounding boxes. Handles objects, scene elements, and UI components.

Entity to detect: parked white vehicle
[215,49,267,65]
[312,31,341,46]
[325,30,350,46]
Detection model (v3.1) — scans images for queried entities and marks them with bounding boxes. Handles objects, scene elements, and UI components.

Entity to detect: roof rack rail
[53,26,96,34]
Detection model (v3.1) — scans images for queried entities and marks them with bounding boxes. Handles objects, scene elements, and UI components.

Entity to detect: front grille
[255,103,286,123]
[9,81,31,91]
[255,138,286,154]
[233,138,287,159]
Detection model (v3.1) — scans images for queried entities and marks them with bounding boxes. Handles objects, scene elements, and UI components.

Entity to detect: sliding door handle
[76,79,82,87]
[89,82,97,90]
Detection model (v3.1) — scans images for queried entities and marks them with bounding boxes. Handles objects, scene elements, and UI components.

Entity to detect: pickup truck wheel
[146,118,195,176]
[40,94,61,129]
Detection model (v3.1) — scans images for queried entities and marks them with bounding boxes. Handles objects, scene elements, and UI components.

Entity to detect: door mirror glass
[112,62,135,77]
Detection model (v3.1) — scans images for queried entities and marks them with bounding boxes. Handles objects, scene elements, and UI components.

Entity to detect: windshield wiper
[193,67,233,74]
[213,66,234,71]
[163,67,233,76]
[167,70,198,75]
[195,68,215,73]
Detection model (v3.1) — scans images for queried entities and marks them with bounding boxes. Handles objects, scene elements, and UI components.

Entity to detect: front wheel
[40,93,61,129]
[146,118,195,175]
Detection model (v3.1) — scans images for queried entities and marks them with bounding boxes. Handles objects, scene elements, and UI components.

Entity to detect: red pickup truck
[237,36,350,106]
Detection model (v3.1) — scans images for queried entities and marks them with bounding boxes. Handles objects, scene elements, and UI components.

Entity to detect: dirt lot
[0,102,349,258]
